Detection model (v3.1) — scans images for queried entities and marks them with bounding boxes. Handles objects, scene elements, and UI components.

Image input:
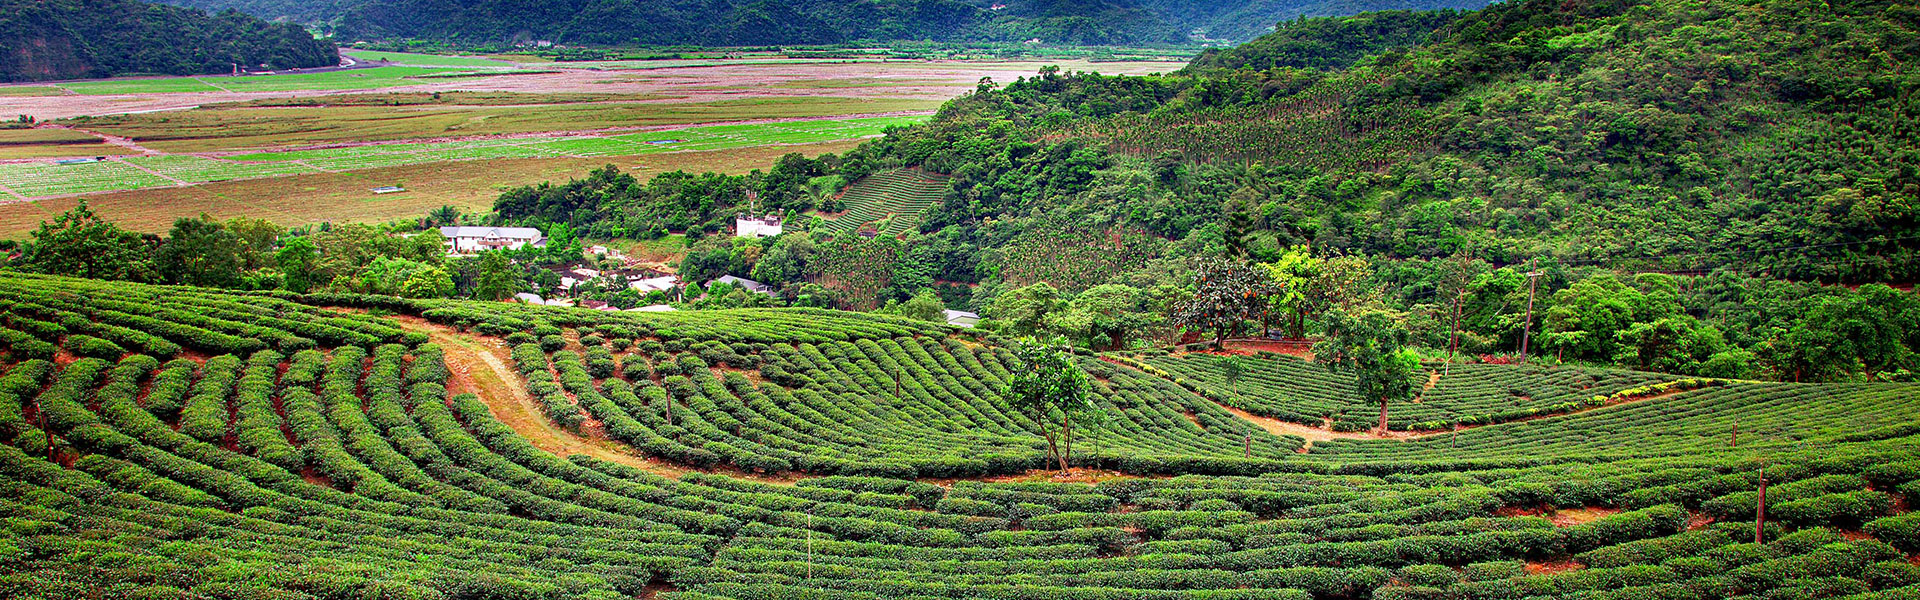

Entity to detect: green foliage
[0,0,335,82]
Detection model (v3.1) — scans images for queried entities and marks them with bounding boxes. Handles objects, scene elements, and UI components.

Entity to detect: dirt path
[417,321,698,479]
[397,316,799,484]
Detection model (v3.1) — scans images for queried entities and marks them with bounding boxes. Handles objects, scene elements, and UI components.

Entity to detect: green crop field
[812,168,952,237]
[2,271,1917,599]
[0,117,923,200]
[53,67,477,96]
[344,50,520,68]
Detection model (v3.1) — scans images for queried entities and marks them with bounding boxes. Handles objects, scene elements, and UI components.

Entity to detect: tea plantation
[2,272,1918,599]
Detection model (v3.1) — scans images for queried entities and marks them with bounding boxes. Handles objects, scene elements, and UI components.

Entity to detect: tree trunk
[1058,414,1072,472]
[1377,398,1389,434]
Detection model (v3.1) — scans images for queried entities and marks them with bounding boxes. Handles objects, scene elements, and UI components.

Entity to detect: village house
[713,275,776,296]
[440,226,545,254]
[629,274,681,295]
[944,310,981,328]
[735,216,784,238]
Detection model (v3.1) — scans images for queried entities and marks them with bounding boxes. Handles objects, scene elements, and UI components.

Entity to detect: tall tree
[474,251,520,302]
[157,215,245,288]
[1173,258,1272,349]
[18,201,156,282]
[1314,310,1419,434]
[991,282,1066,337]
[1003,337,1096,472]
[276,236,320,293]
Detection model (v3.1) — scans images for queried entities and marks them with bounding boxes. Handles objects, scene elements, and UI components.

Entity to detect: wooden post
[1244,434,1251,459]
[1730,418,1739,448]
[1755,466,1768,544]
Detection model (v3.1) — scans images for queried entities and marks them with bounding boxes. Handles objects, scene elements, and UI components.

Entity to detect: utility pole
[1243,433,1251,459]
[1519,259,1542,365]
[1446,289,1467,371]
[1731,418,1739,448]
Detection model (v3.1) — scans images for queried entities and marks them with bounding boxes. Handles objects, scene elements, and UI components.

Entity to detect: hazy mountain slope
[0,0,337,82]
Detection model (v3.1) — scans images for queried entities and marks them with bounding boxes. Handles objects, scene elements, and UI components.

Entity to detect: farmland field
[0,116,923,203]
[0,139,867,238]
[343,50,520,68]
[2,272,1917,599]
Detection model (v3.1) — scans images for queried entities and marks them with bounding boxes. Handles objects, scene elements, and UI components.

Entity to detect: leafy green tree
[400,266,456,299]
[276,236,320,293]
[1216,354,1250,397]
[1615,315,1728,374]
[1173,258,1272,349]
[545,222,580,262]
[1003,337,1096,472]
[224,217,281,271]
[990,282,1066,337]
[1048,284,1158,350]
[1262,247,1320,338]
[882,289,946,323]
[156,215,244,288]
[474,251,520,301]
[18,200,156,282]
[1314,310,1419,433]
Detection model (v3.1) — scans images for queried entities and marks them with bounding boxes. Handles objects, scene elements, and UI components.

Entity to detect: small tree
[1003,337,1096,472]
[1217,354,1249,397]
[1314,310,1419,434]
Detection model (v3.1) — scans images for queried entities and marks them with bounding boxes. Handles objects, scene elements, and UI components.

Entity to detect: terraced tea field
[1129,351,1688,431]
[0,116,924,200]
[2,272,1918,599]
[812,168,952,237]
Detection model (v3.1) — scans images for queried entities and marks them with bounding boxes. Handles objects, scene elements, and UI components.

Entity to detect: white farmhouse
[440,226,545,254]
[714,275,776,296]
[629,275,681,294]
[735,216,784,238]
[944,310,981,328]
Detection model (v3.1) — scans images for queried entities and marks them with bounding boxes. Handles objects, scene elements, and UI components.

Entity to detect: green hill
[0,0,337,82]
[156,0,1497,45]
[3,271,1919,598]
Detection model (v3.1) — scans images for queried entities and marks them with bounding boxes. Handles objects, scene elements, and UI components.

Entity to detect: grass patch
[0,86,66,97]
[69,96,936,153]
[57,67,465,96]
[0,140,865,239]
[344,50,518,68]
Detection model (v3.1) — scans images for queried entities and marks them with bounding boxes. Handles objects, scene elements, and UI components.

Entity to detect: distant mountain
[1138,0,1492,42]
[0,0,337,82]
[154,0,1495,45]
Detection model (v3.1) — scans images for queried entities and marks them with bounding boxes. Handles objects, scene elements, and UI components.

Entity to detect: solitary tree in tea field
[1315,310,1419,434]
[1004,337,1097,472]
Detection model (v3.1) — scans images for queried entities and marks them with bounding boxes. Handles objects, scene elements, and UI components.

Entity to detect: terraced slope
[1132,351,1684,432]
[2,272,1918,600]
[812,168,951,237]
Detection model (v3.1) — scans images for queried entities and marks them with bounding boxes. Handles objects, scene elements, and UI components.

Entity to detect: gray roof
[715,275,775,294]
[440,226,543,240]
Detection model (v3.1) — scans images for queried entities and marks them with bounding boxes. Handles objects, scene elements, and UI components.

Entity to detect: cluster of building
[440,219,979,327]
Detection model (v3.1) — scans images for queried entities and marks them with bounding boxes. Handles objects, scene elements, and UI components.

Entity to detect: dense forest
[156,0,1494,45]
[0,0,336,82]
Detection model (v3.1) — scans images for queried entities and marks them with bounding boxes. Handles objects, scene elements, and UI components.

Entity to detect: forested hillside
[0,0,336,82]
[472,0,1920,383]
[156,0,1494,45]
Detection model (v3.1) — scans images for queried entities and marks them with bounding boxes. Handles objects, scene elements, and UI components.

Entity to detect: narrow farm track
[397,316,800,484]
[406,319,691,477]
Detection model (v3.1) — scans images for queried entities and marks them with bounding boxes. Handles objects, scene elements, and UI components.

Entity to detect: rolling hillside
[3,272,1919,598]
